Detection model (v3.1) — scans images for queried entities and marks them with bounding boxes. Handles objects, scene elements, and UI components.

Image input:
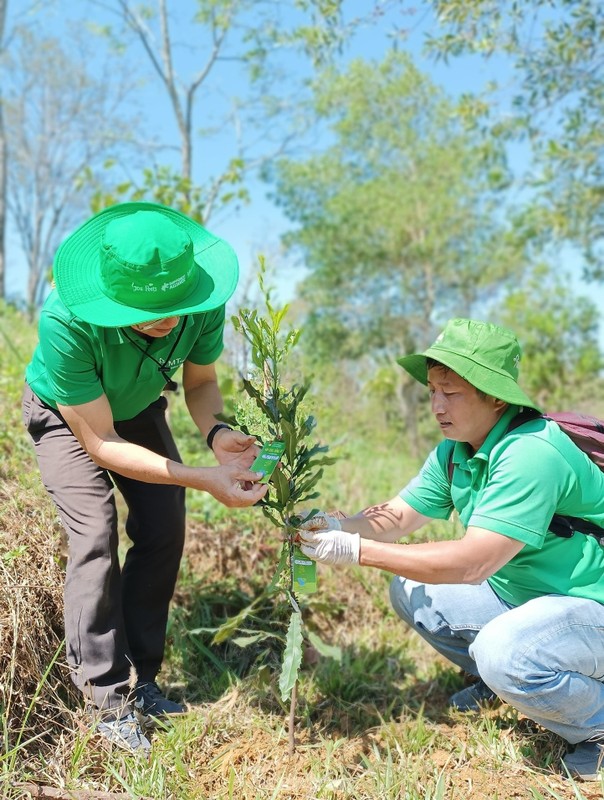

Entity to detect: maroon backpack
[449,409,604,541]
[543,411,604,471]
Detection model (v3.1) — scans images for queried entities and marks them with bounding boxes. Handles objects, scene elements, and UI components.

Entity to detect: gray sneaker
[448,679,498,712]
[562,741,604,781]
[133,680,185,728]
[97,711,151,753]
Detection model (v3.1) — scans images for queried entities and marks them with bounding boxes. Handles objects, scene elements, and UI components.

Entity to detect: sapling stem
[288,680,297,757]
[218,258,336,754]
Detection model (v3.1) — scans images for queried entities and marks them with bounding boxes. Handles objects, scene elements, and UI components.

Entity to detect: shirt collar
[452,404,520,468]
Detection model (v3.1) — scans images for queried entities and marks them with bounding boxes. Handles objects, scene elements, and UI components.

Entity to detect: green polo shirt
[25,289,225,421]
[400,405,604,606]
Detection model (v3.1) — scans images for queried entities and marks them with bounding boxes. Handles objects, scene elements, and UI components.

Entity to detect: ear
[492,397,508,412]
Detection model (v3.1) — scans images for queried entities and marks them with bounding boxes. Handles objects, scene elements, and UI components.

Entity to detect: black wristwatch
[206,423,233,450]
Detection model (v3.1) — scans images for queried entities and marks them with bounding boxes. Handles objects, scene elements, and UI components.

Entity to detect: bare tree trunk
[0,0,8,301]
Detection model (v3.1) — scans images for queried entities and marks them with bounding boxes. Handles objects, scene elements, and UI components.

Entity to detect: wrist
[206,423,232,450]
[357,535,369,567]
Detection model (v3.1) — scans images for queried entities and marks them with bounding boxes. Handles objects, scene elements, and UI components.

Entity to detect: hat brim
[397,347,542,412]
[53,202,239,327]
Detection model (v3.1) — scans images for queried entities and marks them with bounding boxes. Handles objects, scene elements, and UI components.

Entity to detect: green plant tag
[251,441,286,484]
[292,545,317,594]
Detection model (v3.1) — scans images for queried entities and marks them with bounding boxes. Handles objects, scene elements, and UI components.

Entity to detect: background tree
[268,51,522,451]
[4,27,140,311]
[498,263,604,413]
[88,0,408,225]
[426,0,604,280]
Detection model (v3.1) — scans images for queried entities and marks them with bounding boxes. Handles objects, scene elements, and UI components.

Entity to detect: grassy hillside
[0,303,601,799]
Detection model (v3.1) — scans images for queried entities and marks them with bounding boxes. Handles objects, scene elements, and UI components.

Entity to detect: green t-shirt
[26,289,225,421]
[400,405,604,606]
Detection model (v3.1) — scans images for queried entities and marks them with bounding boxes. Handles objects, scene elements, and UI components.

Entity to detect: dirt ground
[4,506,604,800]
[177,523,604,800]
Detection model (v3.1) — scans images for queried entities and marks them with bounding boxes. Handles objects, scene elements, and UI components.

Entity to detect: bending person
[23,203,267,752]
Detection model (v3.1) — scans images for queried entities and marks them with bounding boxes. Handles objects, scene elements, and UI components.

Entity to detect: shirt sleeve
[38,310,104,406]
[400,442,456,520]
[186,306,226,365]
[469,434,570,548]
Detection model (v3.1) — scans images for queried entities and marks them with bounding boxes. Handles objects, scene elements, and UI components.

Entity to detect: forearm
[94,436,212,488]
[184,379,224,440]
[341,496,430,542]
[341,512,401,541]
[58,394,266,507]
[359,538,482,584]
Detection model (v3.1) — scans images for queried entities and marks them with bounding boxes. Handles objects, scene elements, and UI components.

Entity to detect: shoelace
[120,718,142,736]
[137,681,163,699]
[108,714,145,741]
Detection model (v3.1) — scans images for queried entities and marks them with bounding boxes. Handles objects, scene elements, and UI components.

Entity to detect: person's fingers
[229,431,257,447]
[299,542,317,559]
[234,482,269,506]
[238,469,265,483]
[298,529,319,544]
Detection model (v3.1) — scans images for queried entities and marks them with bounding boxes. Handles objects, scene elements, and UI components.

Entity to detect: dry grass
[5,490,600,799]
[2,303,604,799]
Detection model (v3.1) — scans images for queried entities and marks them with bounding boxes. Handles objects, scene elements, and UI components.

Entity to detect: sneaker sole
[96,730,151,754]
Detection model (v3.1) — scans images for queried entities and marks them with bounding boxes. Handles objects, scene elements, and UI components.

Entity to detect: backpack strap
[548,514,604,541]
[446,409,604,544]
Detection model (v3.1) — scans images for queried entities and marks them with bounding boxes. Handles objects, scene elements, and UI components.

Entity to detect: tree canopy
[269,52,520,365]
[426,0,604,279]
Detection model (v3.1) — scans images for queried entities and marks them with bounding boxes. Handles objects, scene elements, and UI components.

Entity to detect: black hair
[426,357,490,401]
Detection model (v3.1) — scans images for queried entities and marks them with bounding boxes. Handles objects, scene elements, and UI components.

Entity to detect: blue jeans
[389,577,604,744]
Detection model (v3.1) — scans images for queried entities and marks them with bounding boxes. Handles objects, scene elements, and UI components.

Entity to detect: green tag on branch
[292,545,317,594]
[251,441,286,484]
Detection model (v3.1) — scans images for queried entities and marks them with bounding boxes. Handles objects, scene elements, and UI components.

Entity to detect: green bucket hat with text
[397,318,541,412]
[53,202,239,327]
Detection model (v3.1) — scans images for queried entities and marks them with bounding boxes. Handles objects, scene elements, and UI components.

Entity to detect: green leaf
[232,631,277,648]
[272,466,291,507]
[299,415,317,438]
[292,469,323,501]
[241,378,275,420]
[307,630,342,663]
[267,541,289,593]
[280,418,298,465]
[261,506,284,527]
[279,611,303,701]
[211,596,263,645]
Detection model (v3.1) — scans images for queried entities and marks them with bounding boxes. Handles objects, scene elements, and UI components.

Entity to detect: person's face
[131,316,180,338]
[427,365,508,452]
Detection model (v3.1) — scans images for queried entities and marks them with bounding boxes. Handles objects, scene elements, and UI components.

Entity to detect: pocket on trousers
[21,383,33,428]
[22,384,64,436]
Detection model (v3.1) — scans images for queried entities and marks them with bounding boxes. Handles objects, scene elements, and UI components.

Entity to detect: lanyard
[121,315,188,392]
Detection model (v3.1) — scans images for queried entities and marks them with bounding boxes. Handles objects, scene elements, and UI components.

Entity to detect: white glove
[298,529,360,566]
[298,512,342,532]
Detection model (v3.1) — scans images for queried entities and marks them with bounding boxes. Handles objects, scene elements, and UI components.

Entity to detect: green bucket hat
[397,318,541,412]
[52,202,239,327]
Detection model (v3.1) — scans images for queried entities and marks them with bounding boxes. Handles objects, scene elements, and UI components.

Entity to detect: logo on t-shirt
[158,356,185,369]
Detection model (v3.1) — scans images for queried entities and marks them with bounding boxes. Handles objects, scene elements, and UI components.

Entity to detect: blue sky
[4,0,601,329]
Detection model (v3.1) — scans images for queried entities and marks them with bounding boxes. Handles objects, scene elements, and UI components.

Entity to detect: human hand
[298,511,342,532]
[211,428,259,469]
[298,529,360,566]
[201,464,268,508]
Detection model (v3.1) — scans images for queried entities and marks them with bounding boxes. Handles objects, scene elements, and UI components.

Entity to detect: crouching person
[299,318,604,781]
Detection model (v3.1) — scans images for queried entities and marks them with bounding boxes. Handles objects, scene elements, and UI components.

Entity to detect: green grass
[2,302,603,799]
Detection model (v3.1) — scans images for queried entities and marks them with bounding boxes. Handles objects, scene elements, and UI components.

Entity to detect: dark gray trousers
[22,384,186,714]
